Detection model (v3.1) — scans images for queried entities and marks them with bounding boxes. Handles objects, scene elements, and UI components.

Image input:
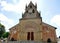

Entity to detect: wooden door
[27,32,30,40]
[31,32,34,40]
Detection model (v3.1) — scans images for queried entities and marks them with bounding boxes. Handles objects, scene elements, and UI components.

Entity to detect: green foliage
[0,23,5,38]
[2,32,10,38]
[0,23,10,38]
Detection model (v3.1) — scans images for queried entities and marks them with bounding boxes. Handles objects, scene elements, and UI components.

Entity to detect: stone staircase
[0,41,57,43]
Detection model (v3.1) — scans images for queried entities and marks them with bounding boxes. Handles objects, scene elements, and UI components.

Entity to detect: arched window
[26,10,28,13]
[32,9,35,13]
[30,5,32,8]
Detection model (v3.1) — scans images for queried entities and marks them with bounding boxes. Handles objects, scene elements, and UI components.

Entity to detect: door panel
[31,32,34,40]
[27,32,30,40]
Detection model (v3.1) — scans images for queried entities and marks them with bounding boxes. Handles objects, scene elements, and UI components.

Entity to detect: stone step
[0,41,57,43]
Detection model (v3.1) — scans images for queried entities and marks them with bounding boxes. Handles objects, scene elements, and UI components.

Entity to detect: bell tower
[19,1,42,41]
[22,1,42,19]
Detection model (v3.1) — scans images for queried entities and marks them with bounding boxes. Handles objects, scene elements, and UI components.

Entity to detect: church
[9,1,57,43]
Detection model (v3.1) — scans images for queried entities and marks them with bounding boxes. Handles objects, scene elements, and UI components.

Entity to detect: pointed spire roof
[28,1,35,7]
[29,1,34,5]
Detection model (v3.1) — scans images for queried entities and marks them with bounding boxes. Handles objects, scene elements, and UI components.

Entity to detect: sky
[0,0,60,37]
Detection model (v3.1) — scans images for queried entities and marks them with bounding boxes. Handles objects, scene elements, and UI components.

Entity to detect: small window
[30,5,32,8]
[26,10,28,13]
[32,9,35,13]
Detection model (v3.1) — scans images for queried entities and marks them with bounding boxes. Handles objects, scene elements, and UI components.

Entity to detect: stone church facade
[9,1,57,43]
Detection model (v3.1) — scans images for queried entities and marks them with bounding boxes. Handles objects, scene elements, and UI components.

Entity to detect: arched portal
[47,38,51,43]
[10,38,17,41]
[10,38,14,41]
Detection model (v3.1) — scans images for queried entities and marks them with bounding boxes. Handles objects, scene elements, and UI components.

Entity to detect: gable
[42,22,57,29]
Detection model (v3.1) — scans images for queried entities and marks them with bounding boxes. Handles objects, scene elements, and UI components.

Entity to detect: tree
[0,23,5,38]
[2,32,9,38]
